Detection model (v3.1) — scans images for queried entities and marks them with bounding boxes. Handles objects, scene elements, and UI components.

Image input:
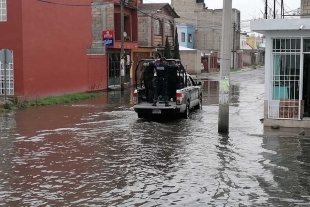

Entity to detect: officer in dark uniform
[153,57,170,107]
[143,57,156,103]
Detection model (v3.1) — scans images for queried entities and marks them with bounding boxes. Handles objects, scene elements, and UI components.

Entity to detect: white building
[251,18,310,128]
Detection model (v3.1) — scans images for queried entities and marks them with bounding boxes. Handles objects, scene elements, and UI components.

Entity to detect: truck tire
[195,97,202,110]
[138,113,147,119]
[183,101,190,119]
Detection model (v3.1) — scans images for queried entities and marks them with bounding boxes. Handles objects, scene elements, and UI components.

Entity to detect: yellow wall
[246,36,257,49]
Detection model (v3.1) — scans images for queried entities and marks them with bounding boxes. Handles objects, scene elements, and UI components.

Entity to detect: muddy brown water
[1,69,310,206]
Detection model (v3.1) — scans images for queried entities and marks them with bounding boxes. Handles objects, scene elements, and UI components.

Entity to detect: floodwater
[1,68,310,206]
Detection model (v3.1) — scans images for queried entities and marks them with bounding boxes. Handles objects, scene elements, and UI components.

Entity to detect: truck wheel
[183,102,190,119]
[138,113,147,119]
[195,97,202,110]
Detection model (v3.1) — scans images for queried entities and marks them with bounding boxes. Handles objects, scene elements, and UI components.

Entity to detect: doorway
[303,54,310,117]
[108,53,120,86]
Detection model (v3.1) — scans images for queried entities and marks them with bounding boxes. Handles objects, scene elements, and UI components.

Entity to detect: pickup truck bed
[133,58,202,119]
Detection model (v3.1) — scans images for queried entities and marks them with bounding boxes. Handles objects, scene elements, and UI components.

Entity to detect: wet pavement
[1,68,310,206]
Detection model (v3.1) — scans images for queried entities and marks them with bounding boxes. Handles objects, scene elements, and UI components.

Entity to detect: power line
[36,0,109,6]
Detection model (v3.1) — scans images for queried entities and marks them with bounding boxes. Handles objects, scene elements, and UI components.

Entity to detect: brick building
[301,0,310,17]
[130,2,179,85]
[90,0,138,87]
[171,0,242,69]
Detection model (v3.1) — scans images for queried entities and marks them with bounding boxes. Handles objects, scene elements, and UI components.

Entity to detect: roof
[251,19,310,34]
[138,3,180,18]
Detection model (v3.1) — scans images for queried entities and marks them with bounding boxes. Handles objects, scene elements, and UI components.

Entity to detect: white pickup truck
[133,59,203,119]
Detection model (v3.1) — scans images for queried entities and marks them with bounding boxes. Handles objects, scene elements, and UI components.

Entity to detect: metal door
[108,53,120,86]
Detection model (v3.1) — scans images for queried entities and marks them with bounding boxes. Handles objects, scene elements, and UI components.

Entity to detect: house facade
[251,18,310,128]
[171,0,242,70]
[0,0,94,99]
[132,2,179,85]
[177,24,194,49]
[0,0,138,99]
[92,0,138,88]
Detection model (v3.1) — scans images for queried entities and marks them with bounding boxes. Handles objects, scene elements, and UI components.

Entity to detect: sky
[143,0,301,32]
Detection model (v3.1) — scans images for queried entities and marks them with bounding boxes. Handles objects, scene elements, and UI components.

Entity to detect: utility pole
[281,0,284,19]
[218,0,232,134]
[232,22,236,69]
[120,0,125,91]
[265,0,268,19]
[273,0,276,19]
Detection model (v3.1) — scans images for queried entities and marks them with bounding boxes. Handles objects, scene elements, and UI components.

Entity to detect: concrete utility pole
[265,0,268,19]
[281,0,284,18]
[120,0,125,91]
[232,22,236,69]
[218,0,232,134]
[273,0,276,19]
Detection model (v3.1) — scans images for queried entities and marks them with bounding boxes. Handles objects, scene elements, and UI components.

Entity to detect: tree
[163,36,172,58]
[173,28,181,60]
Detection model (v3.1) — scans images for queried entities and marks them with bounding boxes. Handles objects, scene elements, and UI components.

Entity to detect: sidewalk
[190,67,263,80]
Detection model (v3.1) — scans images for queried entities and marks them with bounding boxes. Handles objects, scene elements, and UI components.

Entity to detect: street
[1,68,310,206]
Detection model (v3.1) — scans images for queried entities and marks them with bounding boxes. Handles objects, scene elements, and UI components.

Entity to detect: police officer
[143,57,156,103]
[153,57,170,107]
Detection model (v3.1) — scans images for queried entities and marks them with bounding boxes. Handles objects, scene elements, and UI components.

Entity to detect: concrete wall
[180,50,201,75]
[138,16,152,46]
[301,0,310,18]
[91,2,114,47]
[138,6,176,48]
[21,0,93,99]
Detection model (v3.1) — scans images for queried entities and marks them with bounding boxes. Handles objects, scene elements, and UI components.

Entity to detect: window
[0,50,14,95]
[181,32,185,42]
[188,34,192,43]
[269,38,301,119]
[154,19,162,35]
[0,0,7,22]
[165,21,173,37]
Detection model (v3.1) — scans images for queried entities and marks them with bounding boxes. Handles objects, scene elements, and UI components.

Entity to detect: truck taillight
[176,90,183,105]
[133,90,138,104]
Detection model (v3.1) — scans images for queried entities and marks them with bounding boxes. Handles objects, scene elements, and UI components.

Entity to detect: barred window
[165,21,173,36]
[154,19,162,35]
[269,38,301,119]
[0,0,7,22]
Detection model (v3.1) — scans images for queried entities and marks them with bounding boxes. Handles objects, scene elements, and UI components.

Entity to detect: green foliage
[27,93,98,107]
[163,36,172,59]
[0,92,99,113]
[173,28,181,60]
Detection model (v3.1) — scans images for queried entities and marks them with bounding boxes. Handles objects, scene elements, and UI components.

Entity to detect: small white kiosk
[251,18,310,128]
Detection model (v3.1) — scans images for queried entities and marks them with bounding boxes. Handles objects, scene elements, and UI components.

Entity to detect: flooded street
[1,68,310,206]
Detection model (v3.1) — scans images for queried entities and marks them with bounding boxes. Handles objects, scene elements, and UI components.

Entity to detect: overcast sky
[143,0,301,32]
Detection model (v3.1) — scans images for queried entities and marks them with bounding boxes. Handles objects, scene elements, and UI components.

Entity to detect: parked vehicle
[133,59,203,119]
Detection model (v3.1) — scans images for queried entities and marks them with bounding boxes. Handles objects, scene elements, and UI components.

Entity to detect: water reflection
[201,80,240,106]
[261,136,310,205]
